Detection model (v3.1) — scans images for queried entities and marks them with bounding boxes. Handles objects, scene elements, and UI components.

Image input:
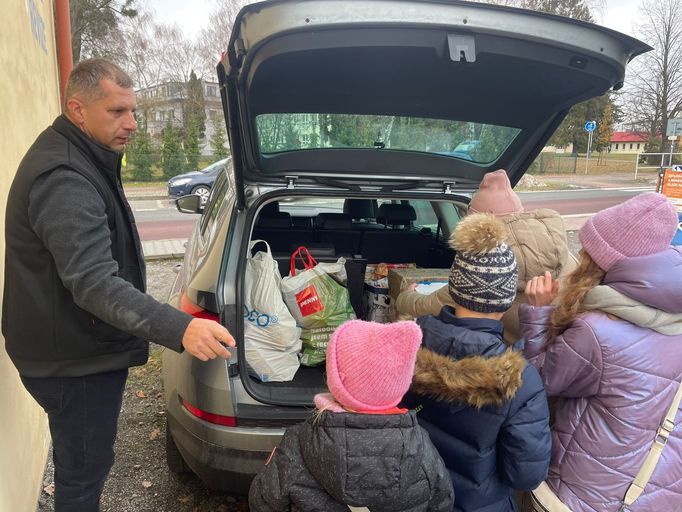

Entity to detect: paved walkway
[134,172,664,260]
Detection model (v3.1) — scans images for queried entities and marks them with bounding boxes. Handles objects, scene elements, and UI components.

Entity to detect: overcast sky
[144,0,642,40]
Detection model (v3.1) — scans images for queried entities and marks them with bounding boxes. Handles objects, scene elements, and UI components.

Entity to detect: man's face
[67,79,137,152]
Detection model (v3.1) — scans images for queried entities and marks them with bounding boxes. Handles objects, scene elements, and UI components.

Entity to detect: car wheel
[192,185,211,206]
[165,423,188,474]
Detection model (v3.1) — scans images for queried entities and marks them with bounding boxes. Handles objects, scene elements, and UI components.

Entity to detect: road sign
[669,136,678,141]
[584,120,597,132]
[662,168,682,199]
[667,118,682,137]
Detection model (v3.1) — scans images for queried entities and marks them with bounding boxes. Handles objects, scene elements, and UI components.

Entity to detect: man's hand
[181,318,235,361]
[525,271,559,307]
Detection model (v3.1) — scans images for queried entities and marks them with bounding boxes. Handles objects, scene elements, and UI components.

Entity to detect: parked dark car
[161,0,650,494]
[167,158,229,205]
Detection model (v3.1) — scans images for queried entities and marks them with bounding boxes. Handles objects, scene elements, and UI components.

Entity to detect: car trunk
[236,190,466,407]
[217,0,651,409]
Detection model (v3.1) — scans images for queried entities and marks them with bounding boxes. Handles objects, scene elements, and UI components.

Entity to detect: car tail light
[179,293,220,322]
[181,397,237,427]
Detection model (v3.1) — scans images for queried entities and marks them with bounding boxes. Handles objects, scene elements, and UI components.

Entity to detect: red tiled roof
[610,131,650,143]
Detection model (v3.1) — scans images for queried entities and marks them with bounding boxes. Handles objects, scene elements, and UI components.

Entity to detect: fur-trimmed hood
[411,347,526,408]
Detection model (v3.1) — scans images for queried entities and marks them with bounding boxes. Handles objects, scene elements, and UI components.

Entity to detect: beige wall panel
[0,0,61,510]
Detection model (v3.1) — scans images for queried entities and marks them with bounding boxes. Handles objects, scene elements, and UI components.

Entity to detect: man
[2,59,234,510]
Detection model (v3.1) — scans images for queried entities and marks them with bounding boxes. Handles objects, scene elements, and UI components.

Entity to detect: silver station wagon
[161,0,649,493]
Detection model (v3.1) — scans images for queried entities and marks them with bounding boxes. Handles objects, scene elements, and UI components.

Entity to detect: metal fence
[634,152,682,179]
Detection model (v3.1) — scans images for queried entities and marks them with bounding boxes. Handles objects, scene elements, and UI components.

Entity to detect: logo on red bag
[296,285,323,317]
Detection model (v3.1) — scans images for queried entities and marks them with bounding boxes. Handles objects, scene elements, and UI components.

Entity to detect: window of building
[206,85,218,97]
[630,143,633,149]
[208,109,217,121]
[615,144,619,150]
[300,133,311,146]
[637,143,641,150]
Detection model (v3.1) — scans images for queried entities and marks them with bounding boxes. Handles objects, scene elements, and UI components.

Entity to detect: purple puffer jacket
[520,247,682,512]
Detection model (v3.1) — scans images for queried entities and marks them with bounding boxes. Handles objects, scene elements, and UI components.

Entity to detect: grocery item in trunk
[281,247,356,366]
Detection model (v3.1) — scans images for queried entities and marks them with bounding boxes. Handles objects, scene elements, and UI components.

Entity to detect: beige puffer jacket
[395,208,577,343]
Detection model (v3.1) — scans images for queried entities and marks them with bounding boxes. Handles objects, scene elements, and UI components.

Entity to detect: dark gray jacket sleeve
[28,169,192,351]
[423,439,455,512]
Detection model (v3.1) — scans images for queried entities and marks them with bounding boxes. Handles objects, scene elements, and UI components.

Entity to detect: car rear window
[255,113,520,164]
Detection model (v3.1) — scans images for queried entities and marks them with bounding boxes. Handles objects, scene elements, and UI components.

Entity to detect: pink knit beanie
[469,169,524,216]
[324,320,422,412]
[579,192,678,272]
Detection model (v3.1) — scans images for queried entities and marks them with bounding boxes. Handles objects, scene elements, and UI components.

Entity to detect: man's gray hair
[64,58,134,104]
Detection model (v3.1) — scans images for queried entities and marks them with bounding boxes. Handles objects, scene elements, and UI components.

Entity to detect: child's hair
[549,250,605,340]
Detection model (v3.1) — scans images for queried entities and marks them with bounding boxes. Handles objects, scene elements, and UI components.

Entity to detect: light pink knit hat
[579,192,678,272]
[324,320,422,412]
[468,169,524,216]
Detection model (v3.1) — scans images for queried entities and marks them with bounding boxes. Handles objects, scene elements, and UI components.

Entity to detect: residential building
[610,131,649,153]
[135,80,227,155]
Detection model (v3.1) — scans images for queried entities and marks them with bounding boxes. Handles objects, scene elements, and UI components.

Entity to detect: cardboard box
[387,268,450,320]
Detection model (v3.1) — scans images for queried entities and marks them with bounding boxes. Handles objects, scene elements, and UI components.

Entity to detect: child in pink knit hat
[520,193,682,511]
[249,320,454,512]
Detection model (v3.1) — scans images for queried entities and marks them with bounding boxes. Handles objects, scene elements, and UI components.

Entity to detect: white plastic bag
[244,240,301,382]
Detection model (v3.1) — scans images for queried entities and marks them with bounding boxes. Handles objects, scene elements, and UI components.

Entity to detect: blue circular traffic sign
[585,120,597,132]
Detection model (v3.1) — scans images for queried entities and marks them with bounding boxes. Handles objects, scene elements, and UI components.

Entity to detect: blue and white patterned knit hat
[448,213,518,313]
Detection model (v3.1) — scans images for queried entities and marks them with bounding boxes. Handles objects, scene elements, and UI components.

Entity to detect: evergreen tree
[210,118,230,158]
[127,121,155,181]
[161,118,185,179]
[184,70,206,137]
[185,117,200,172]
[549,94,613,154]
[70,0,137,62]
[522,0,592,21]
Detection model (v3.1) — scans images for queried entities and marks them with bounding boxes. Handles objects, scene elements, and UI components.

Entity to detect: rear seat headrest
[257,211,291,228]
[343,199,378,220]
[314,213,353,230]
[376,204,416,226]
[260,202,280,216]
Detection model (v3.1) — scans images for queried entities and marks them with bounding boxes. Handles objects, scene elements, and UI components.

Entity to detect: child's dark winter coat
[248,410,454,512]
[404,308,551,512]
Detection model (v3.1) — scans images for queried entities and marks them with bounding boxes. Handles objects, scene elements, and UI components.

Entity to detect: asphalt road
[130,188,649,242]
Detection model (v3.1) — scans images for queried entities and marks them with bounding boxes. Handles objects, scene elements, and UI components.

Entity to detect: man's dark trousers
[21,369,128,511]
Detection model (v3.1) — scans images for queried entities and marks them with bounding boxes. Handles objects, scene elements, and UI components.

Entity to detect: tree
[624,0,682,151]
[102,8,203,87]
[549,94,614,153]
[184,117,201,173]
[521,0,595,20]
[161,119,185,179]
[594,101,615,152]
[184,71,206,137]
[70,0,138,62]
[127,122,155,181]
[210,118,230,158]
[195,0,252,80]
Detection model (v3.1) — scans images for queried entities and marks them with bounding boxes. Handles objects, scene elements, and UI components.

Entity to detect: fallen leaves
[142,480,152,489]
[149,428,161,440]
[135,390,146,399]
[43,482,55,496]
